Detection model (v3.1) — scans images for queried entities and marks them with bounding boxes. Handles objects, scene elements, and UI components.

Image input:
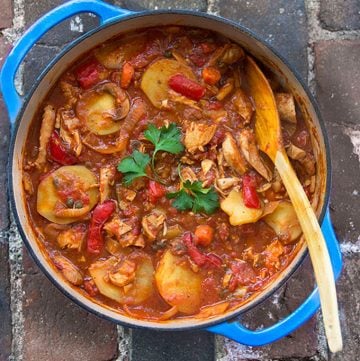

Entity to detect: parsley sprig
[117,150,151,185]
[167,180,219,215]
[144,123,184,174]
[117,123,184,184]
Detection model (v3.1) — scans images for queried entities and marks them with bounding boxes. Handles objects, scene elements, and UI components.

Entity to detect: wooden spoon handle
[275,150,342,352]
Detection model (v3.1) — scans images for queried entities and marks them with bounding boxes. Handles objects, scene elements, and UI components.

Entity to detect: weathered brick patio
[0,1,359,360]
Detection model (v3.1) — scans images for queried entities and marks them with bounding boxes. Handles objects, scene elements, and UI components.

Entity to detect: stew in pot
[23,26,317,320]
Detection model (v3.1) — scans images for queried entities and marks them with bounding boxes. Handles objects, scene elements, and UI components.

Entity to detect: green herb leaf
[117,150,151,185]
[167,180,219,214]
[144,123,184,156]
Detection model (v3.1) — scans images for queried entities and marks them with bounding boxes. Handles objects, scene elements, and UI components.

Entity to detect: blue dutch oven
[0,0,342,346]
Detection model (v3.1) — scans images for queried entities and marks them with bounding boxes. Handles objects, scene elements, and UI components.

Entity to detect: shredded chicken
[231,89,254,124]
[59,109,83,156]
[116,184,136,203]
[57,224,86,252]
[184,122,217,153]
[99,165,116,203]
[220,44,245,64]
[53,254,83,285]
[222,132,247,175]
[60,81,80,108]
[23,172,34,195]
[141,210,166,241]
[286,143,306,160]
[263,240,284,270]
[180,167,197,183]
[275,93,297,124]
[169,89,201,110]
[216,78,234,101]
[108,259,136,287]
[238,129,272,181]
[32,105,56,170]
[104,215,132,239]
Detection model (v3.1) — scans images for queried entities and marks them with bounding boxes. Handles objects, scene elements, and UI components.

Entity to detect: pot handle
[0,0,133,125]
[206,207,342,346]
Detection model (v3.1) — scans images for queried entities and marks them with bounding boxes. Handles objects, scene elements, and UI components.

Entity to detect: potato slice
[221,190,263,226]
[89,254,154,305]
[264,201,302,243]
[76,91,120,135]
[37,165,99,224]
[155,250,201,314]
[141,59,195,108]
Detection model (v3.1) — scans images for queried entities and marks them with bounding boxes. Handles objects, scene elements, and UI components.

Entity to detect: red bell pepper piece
[183,233,222,269]
[75,58,103,89]
[168,74,206,101]
[87,200,115,254]
[148,180,166,204]
[47,131,78,165]
[242,173,261,209]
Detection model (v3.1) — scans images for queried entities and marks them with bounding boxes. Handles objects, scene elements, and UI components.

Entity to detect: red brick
[0,0,12,29]
[22,249,118,361]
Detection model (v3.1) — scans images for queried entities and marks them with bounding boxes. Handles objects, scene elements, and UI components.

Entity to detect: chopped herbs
[167,180,219,215]
[117,150,151,185]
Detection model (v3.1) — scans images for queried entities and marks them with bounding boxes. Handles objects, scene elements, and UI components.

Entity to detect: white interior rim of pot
[10,11,331,330]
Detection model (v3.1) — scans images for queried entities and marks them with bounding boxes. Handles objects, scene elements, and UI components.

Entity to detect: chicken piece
[141,210,166,241]
[116,184,136,203]
[262,240,284,270]
[53,254,83,285]
[222,133,247,175]
[99,165,116,203]
[216,177,240,191]
[57,224,87,252]
[231,89,254,124]
[238,129,272,181]
[201,159,215,175]
[180,167,197,183]
[275,93,297,124]
[32,105,56,170]
[60,81,81,107]
[220,44,245,64]
[287,143,316,176]
[107,259,136,287]
[168,90,201,110]
[59,109,83,156]
[104,215,132,239]
[184,122,217,153]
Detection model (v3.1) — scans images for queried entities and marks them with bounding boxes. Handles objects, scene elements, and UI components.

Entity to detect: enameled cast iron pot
[0,0,342,346]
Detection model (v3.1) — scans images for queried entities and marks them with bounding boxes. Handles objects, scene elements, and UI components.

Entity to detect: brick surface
[131,330,214,361]
[22,249,119,361]
[319,0,360,31]
[218,0,309,81]
[222,257,320,360]
[329,254,360,361]
[0,236,11,361]
[0,0,13,29]
[315,40,360,242]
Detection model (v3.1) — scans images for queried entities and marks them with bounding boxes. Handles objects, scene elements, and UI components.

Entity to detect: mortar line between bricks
[116,325,132,361]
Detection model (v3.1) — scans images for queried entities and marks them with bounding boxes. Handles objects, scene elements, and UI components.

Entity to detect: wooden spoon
[245,56,342,353]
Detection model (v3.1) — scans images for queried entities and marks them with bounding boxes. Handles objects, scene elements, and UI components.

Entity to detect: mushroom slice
[222,133,247,175]
[37,165,99,224]
[155,250,202,314]
[184,122,217,154]
[53,254,83,285]
[89,253,154,305]
[220,44,245,64]
[216,177,240,191]
[238,129,272,181]
[180,167,197,183]
[221,190,263,226]
[141,59,196,108]
[275,93,297,124]
[231,89,254,124]
[286,143,306,160]
[76,82,130,135]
